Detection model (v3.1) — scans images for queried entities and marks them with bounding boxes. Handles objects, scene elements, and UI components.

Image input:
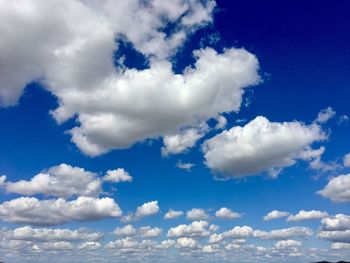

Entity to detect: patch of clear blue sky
[0,0,350,240]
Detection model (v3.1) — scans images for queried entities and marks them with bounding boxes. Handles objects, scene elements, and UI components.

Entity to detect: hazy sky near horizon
[0,0,350,262]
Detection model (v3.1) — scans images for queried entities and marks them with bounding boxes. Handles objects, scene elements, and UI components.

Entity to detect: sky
[0,0,350,262]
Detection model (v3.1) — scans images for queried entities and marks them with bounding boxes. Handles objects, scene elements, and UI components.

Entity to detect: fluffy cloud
[167,220,210,237]
[103,168,132,183]
[215,207,241,219]
[0,196,122,225]
[263,210,290,221]
[164,209,184,219]
[11,226,102,242]
[318,230,350,243]
[343,153,350,167]
[318,174,350,202]
[331,242,350,249]
[114,225,136,237]
[0,0,261,157]
[253,227,313,240]
[135,201,160,218]
[5,163,101,198]
[315,107,336,124]
[161,124,209,156]
[223,226,254,239]
[186,208,209,220]
[321,214,350,231]
[176,237,198,249]
[287,210,329,222]
[203,116,326,178]
[139,227,162,238]
[78,241,101,250]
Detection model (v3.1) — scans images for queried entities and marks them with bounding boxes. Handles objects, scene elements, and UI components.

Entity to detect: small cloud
[315,107,336,124]
[176,160,195,171]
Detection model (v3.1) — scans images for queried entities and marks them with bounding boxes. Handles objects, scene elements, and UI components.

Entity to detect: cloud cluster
[0,0,261,157]
[318,173,350,202]
[287,210,329,222]
[0,196,122,225]
[263,210,290,221]
[203,116,326,178]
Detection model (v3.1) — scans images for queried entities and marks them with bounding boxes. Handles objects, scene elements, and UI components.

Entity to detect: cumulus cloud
[161,123,209,156]
[164,209,184,219]
[287,210,329,222]
[139,226,162,238]
[274,239,302,250]
[5,163,101,198]
[343,153,350,167]
[223,226,254,239]
[0,196,122,225]
[263,210,290,221]
[253,227,313,240]
[176,237,198,249]
[315,107,336,124]
[11,226,102,242]
[167,220,210,237]
[114,225,136,237]
[318,230,350,243]
[215,207,242,219]
[0,175,5,186]
[0,0,261,157]
[135,201,160,218]
[318,174,350,202]
[321,214,350,231]
[186,208,209,220]
[78,241,101,250]
[103,168,132,183]
[331,242,350,249]
[203,116,326,178]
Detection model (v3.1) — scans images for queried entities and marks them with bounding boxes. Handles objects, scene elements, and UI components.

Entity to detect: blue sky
[0,0,350,262]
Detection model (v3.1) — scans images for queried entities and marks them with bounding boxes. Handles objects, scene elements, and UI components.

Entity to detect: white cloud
[5,163,101,198]
[287,210,329,222]
[167,220,210,237]
[318,230,350,243]
[176,160,195,171]
[321,214,350,231]
[0,175,5,186]
[114,225,136,236]
[208,233,224,244]
[139,226,162,238]
[176,237,198,249]
[253,227,313,240]
[135,201,160,218]
[274,239,302,250]
[78,241,101,250]
[161,123,209,156]
[103,168,132,183]
[318,174,350,202]
[0,0,262,157]
[263,210,290,221]
[11,226,102,242]
[215,207,241,219]
[203,116,326,178]
[164,209,184,219]
[0,196,122,225]
[215,115,227,130]
[343,153,350,167]
[331,242,350,249]
[223,226,254,239]
[186,208,209,220]
[315,107,336,124]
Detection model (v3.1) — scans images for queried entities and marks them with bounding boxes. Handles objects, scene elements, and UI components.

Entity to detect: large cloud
[287,210,329,222]
[203,116,326,178]
[0,0,260,157]
[318,174,350,202]
[0,196,122,225]
[5,163,101,198]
